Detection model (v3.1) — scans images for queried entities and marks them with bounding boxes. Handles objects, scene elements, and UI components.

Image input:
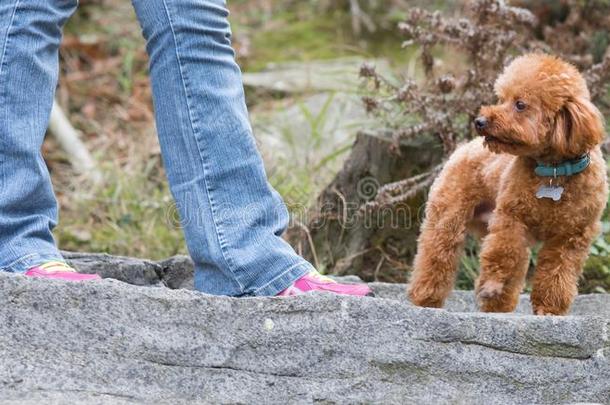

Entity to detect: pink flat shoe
[278,271,373,297]
[25,261,101,282]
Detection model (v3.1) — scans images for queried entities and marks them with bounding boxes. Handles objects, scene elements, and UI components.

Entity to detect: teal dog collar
[535,154,591,177]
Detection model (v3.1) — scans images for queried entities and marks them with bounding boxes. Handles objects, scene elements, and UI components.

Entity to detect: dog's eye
[515,100,526,111]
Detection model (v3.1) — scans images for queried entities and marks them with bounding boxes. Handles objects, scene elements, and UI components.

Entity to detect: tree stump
[287,131,443,282]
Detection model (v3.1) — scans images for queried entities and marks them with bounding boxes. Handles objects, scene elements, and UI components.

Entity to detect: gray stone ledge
[0,253,606,404]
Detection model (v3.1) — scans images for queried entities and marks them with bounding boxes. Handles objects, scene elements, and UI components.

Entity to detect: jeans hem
[1,252,66,274]
[252,261,313,297]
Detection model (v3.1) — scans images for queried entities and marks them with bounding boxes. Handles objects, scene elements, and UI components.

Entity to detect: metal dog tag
[536,185,564,201]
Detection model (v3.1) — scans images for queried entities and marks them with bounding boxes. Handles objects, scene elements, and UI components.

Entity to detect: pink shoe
[25,261,101,282]
[278,271,373,297]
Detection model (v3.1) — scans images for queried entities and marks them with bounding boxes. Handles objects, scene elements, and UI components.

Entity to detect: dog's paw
[407,284,444,308]
[476,279,504,299]
[531,290,573,316]
[475,279,519,312]
[533,306,568,316]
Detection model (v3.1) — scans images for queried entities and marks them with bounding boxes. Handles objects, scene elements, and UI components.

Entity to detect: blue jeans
[0,0,313,296]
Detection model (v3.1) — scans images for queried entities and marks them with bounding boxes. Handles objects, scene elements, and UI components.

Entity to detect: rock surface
[252,93,374,172]
[246,58,395,195]
[242,58,392,93]
[0,253,608,404]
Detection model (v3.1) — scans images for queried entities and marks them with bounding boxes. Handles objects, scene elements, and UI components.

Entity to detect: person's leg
[0,0,76,273]
[130,0,316,296]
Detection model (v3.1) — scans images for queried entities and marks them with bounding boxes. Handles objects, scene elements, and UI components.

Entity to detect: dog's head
[475,54,605,159]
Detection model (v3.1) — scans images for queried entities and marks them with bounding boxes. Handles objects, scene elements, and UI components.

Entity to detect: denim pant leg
[0,1,76,273]
[131,0,313,296]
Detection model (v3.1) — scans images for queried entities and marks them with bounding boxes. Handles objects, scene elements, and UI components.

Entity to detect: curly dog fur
[407,54,608,315]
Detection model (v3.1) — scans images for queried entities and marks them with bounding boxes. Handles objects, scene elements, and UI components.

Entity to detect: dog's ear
[552,97,606,156]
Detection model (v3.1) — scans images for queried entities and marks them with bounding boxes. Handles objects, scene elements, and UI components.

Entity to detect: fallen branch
[359,164,443,214]
[49,99,102,184]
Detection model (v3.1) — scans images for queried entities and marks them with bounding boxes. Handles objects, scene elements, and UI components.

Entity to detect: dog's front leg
[531,225,600,315]
[476,214,530,313]
[408,203,474,308]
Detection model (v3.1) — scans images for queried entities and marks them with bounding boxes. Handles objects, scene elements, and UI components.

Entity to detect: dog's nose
[474,116,487,130]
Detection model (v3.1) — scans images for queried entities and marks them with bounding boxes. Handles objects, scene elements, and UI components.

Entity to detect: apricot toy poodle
[407,54,608,315]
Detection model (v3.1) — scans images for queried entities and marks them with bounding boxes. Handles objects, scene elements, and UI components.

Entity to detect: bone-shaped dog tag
[536,185,564,201]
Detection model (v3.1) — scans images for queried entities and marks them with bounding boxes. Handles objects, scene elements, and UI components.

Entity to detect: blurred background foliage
[50,0,609,292]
